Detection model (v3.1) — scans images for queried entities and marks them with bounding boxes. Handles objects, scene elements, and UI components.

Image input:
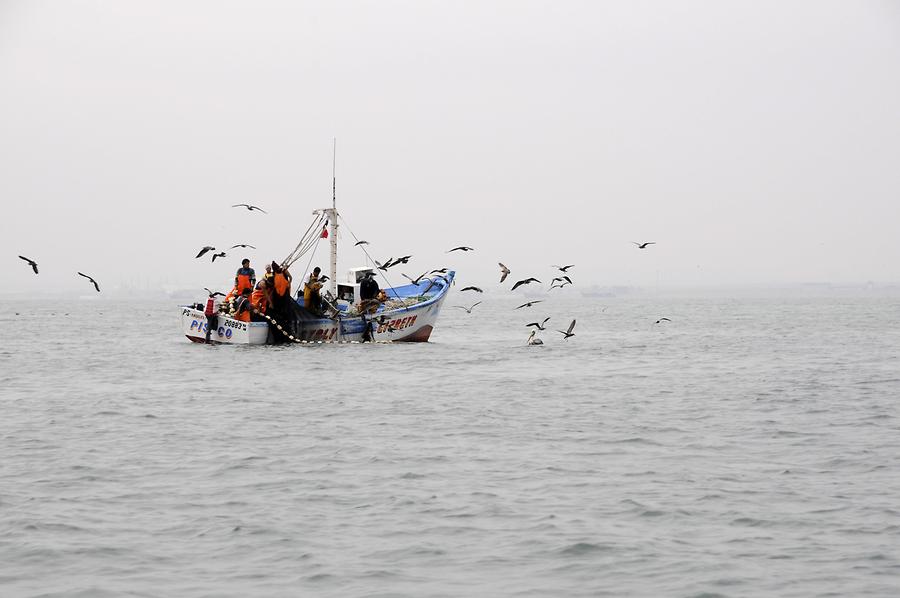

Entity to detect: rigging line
[283,214,325,266]
[300,232,322,292]
[284,215,327,268]
[292,214,325,261]
[289,226,320,266]
[337,212,402,294]
[284,217,317,264]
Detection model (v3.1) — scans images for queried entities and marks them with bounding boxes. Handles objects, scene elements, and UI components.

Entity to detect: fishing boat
[178,202,455,345]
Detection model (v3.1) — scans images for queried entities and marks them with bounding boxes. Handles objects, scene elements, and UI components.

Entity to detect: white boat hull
[180,274,452,345]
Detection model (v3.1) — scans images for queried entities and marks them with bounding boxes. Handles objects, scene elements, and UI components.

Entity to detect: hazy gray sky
[2,1,899,295]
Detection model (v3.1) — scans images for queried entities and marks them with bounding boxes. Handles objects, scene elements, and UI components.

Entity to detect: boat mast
[329,138,338,296]
[312,139,338,296]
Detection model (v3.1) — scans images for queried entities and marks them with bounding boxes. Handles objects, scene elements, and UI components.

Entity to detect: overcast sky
[2,1,899,295]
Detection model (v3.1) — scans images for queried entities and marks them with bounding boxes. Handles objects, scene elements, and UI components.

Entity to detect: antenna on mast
[328,138,338,295]
[332,138,336,210]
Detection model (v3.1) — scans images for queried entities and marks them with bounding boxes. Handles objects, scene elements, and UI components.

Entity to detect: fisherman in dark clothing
[359,272,381,342]
[359,272,380,311]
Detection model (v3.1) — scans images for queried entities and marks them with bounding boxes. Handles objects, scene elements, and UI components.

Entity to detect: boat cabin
[336,267,375,309]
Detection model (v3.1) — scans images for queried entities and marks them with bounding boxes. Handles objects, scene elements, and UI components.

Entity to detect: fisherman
[272,262,291,299]
[235,259,256,295]
[251,278,269,316]
[234,288,252,322]
[359,271,381,314]
[267,261,300,342]
[304,266,323,315]
[204,293,218,342]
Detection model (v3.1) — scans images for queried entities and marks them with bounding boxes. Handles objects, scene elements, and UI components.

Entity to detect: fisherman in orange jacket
[272,262,291,298]
[234,259,256,295]
[251,279,269,315]
[234,288,253,322]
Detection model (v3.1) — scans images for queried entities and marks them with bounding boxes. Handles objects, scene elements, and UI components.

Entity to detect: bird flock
[447,257,582,345]
[444,242,670,345]
[17,200,669,339]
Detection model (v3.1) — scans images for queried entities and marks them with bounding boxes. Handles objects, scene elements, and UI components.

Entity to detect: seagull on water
[511,277,540,291]
[498,263,511,283]
[18,255,38,274]
[195,246,215,259]
[526,317,551,330]
[557,319,576,340]
[515,300,543,310]
[232,203,267,213]
[453,301,482,314]
[633,242,655,249]
[77,272,100,292]
[527,330,544,345]
[655,317,671,324]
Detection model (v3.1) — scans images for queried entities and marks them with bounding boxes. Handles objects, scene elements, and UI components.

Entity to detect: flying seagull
[515,300,543,310]
[551,276,573,285]
[229,244,256,250]
[393,255,413,265]
[77,272,100,292]
[447,246,474,253]
[553,264,575,272]
[527,330,544,346]
[376,257,394,271]
[498,263,511,283]
[195,246,215,259]
[354,240,369,246]
[511,277,540,291]
[403,272,428,286]
[550,281,572,290]
[453,301,482,314]
[18,255,38,274]
[460,286,483,293]
[633,242,655,249]
[526,317,551,330]
[655,317,671,324]
[203,287,225,297]
[232,203,267,213]
[430,268,449,275]
[420,278,439,295]
[557,319,577,340]
[211,252,226,262]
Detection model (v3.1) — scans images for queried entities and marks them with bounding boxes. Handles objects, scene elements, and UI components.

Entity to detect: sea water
[2,292,899,597]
